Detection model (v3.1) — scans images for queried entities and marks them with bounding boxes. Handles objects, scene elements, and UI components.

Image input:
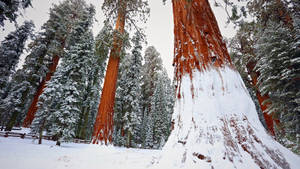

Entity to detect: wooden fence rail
[0,131,90,144]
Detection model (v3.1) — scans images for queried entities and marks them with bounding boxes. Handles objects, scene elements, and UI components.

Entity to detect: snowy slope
[0,137,159,169]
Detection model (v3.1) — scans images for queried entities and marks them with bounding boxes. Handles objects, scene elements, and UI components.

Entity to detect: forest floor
[0,132,160,169]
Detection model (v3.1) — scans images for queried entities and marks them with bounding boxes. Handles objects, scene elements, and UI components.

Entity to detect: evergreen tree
[255,20,300,153]
[230,0,300,153]
[113,55,131,147]
[139,46,174,149]
[0,21,34,128]
[228,22,268,129]
[144,114,154,149]
[148,69,173,149]
[31,31,95,145]
[141,46,162,148]
[0,69,29,130]
[0,0,32,27]
[113,32,143,148]
[151,72,166,149]
[0,21,34,99]
[3,0,95,131]
[76,24,113,140]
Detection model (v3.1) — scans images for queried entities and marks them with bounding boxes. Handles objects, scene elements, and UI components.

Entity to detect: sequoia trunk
[22,55,60,127]
[92,2,126,145]
[156,0,300,168]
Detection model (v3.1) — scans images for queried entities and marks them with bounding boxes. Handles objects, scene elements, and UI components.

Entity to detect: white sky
[0,0,236,79]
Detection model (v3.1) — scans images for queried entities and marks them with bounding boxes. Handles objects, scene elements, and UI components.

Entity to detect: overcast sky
[0,0,236,79]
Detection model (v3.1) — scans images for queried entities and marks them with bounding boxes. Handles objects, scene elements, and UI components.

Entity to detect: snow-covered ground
[0,137,159,169]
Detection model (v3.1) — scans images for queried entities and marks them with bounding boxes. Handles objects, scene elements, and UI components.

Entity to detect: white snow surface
[0,137,159,169]
[154,66,300,169]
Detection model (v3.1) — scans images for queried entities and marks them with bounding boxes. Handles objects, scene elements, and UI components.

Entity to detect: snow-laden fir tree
[0,69,30,130]
[2,27,55,131]
[113,53,130,146]
[3,0,95,131]
[140,46,162,147]
[229,0,300,152]
[0,0,32,27]
[140,46,174,149]
[0,21,34,130]
[0,21,34,99]
[228,22,268,130]
[113,32,143,148]
[22,0,96,128]
[150,72,167,149]
[255,20,300,153]
[75,24,113,140]
[144,69,173,149]
[152,69,174,149]
[115,55,141,147]
[144,113,154,149]
[31,31,96,145]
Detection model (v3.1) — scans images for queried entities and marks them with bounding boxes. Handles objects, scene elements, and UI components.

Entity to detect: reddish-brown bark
[22,55,60,127]
[92,2,126,145]
[172,0,233,97]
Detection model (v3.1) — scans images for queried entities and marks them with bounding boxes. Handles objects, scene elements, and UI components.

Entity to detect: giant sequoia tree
[156,0,300,168]
[92,0,149,145]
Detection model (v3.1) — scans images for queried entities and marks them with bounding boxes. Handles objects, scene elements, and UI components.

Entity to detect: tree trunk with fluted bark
[92,1,126,145]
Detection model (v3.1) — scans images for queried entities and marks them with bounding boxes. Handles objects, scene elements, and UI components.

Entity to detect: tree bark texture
[92,2,126,145]
[172,0,232,98]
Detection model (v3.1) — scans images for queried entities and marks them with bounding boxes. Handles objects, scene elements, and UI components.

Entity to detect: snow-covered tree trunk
[156,0,300,168]
[92,1,126,145]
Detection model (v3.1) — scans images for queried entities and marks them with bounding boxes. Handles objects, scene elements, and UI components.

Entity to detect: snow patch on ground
[0,137,159,169]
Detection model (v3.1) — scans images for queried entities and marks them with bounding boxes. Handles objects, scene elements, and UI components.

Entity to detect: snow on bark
[154,0,300,168]
[156,67,300,169]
